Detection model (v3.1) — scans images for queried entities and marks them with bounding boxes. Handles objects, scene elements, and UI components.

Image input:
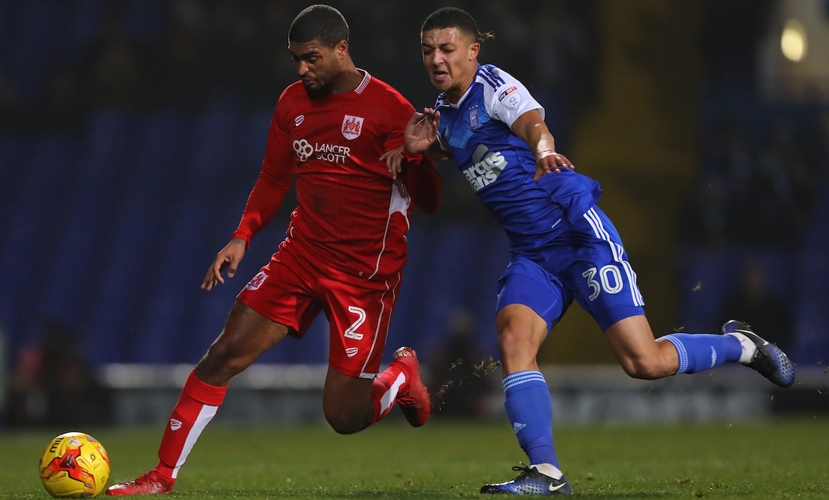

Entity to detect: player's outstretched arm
[404,108,449,161]
[511,110,575,181]
[201,238,246,291]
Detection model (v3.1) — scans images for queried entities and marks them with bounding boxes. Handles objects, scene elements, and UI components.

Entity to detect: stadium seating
[0,0,826,371]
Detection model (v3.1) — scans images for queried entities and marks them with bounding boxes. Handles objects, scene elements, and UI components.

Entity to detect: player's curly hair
[421,7,494,43]
[288,4,349,48]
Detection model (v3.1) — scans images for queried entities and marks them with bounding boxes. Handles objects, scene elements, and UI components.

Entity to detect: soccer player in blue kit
[400,7,796,496]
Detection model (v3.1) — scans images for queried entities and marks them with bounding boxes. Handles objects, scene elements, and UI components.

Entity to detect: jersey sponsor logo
[512,422,526,433]
[294,115,304,127]
[170,419,182,431]
[246,271,268,291]
[345,347,359,358]
[342,115,364,140]
[469,107,479,129]
[498,85,522,109]
[710,346,717,367]
[463,144,507,191]
[293,139,314,162]
[293,139,352,163]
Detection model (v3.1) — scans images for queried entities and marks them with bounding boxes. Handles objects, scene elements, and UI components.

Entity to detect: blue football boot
[480,466,571,495]
[722,320,795,388]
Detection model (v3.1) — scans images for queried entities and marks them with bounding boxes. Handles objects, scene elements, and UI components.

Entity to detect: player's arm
[510,110,575,182]
[404,108,451,161]
[202,109,295,291]
[382,97,444,213]
[403,155,442,213]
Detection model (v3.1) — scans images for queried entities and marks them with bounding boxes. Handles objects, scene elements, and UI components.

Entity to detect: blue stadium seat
[408,225,480,357]
[83,111,188,364]
[130,102,245,363]
[0,133,74,349]
[37,110,135,335]
[0,134,26,240]
[678,250,738,332]
[241,109,273,168]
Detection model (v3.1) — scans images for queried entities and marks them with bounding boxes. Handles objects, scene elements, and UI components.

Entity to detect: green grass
[3,418,829,499]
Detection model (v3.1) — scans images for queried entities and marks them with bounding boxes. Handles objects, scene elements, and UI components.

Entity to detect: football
[38,432,110,498]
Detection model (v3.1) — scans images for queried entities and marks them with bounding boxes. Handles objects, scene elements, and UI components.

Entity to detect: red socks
[155,370,227,481]
[368,362,408,425]
[153,364,409,481]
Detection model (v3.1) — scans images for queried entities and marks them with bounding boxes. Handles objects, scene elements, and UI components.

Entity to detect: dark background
[1,0,827,425]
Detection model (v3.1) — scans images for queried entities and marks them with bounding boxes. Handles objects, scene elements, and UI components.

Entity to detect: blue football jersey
[435,64,601,254]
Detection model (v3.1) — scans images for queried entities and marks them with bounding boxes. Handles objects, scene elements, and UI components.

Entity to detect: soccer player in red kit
[106,5,441,496]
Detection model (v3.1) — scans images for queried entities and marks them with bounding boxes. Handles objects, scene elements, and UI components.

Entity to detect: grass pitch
[3,417,828,499]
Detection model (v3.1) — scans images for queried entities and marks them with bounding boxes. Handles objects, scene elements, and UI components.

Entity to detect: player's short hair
[288,4,349,48]
[421,7,484,42]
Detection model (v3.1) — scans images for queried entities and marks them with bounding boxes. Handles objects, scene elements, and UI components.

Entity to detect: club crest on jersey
[468,107,479,129]
[342,115,364,140]
[246,271,267,291]
[498,85,522,109]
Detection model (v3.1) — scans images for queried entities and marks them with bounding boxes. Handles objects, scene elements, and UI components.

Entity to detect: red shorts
[236,242,403,378]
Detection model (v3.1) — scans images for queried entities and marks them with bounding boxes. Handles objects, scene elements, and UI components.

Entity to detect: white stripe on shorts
[583,208,644,307]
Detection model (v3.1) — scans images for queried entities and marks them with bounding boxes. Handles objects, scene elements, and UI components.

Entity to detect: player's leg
[577,206,792,386]
[318,271,430,434]
[107,253,313,496]
[481,260,571,495]
[496,302,563,476]
[154,301,289,476]
[604,315,738,378]
[322,368,374,433]
[605,308,793,386]
[106,301,290,496]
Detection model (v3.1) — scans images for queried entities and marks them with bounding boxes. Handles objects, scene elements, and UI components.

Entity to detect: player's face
[421,28,479,102]
[289,40,345,99]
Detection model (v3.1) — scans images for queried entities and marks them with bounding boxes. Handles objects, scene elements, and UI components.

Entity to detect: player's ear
[336,40,349,59]
[468,42,480,61]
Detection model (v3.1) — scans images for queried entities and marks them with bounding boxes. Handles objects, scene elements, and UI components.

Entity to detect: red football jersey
[233,70,440,280]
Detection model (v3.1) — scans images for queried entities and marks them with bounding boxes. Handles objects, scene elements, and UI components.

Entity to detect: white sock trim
[172,404,218,479]
[726,332,757,364]
[531,463,563,480]
[380,372,407,413]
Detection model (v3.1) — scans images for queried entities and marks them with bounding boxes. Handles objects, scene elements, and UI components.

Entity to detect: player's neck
[445,65,477,104]
[329,64,363,96]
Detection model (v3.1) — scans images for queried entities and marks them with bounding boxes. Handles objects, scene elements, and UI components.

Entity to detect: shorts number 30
[582,265,623,301]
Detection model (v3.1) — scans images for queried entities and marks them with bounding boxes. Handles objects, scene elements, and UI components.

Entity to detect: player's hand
[404,108,440,155]
[380,146,406,180]
[533,152,575,182]
[202,238,246,291]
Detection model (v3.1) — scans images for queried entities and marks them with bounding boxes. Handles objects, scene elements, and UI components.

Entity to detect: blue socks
[503,371,558,468]
[661,333,743,374]
[501,336,742,469]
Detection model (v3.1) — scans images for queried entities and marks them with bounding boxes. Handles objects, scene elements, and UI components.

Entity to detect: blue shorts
[496,206,645,332]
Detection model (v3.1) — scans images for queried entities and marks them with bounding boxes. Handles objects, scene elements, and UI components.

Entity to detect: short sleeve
[484,66,545,128]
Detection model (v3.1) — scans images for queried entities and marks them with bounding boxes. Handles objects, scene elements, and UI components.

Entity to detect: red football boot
[391,347,431,427]
[106,470,174,496]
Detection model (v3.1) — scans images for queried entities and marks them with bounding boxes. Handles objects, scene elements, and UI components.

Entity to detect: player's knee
[324,410,364,435]
[196,339,247,384]
[497,329,538,363]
